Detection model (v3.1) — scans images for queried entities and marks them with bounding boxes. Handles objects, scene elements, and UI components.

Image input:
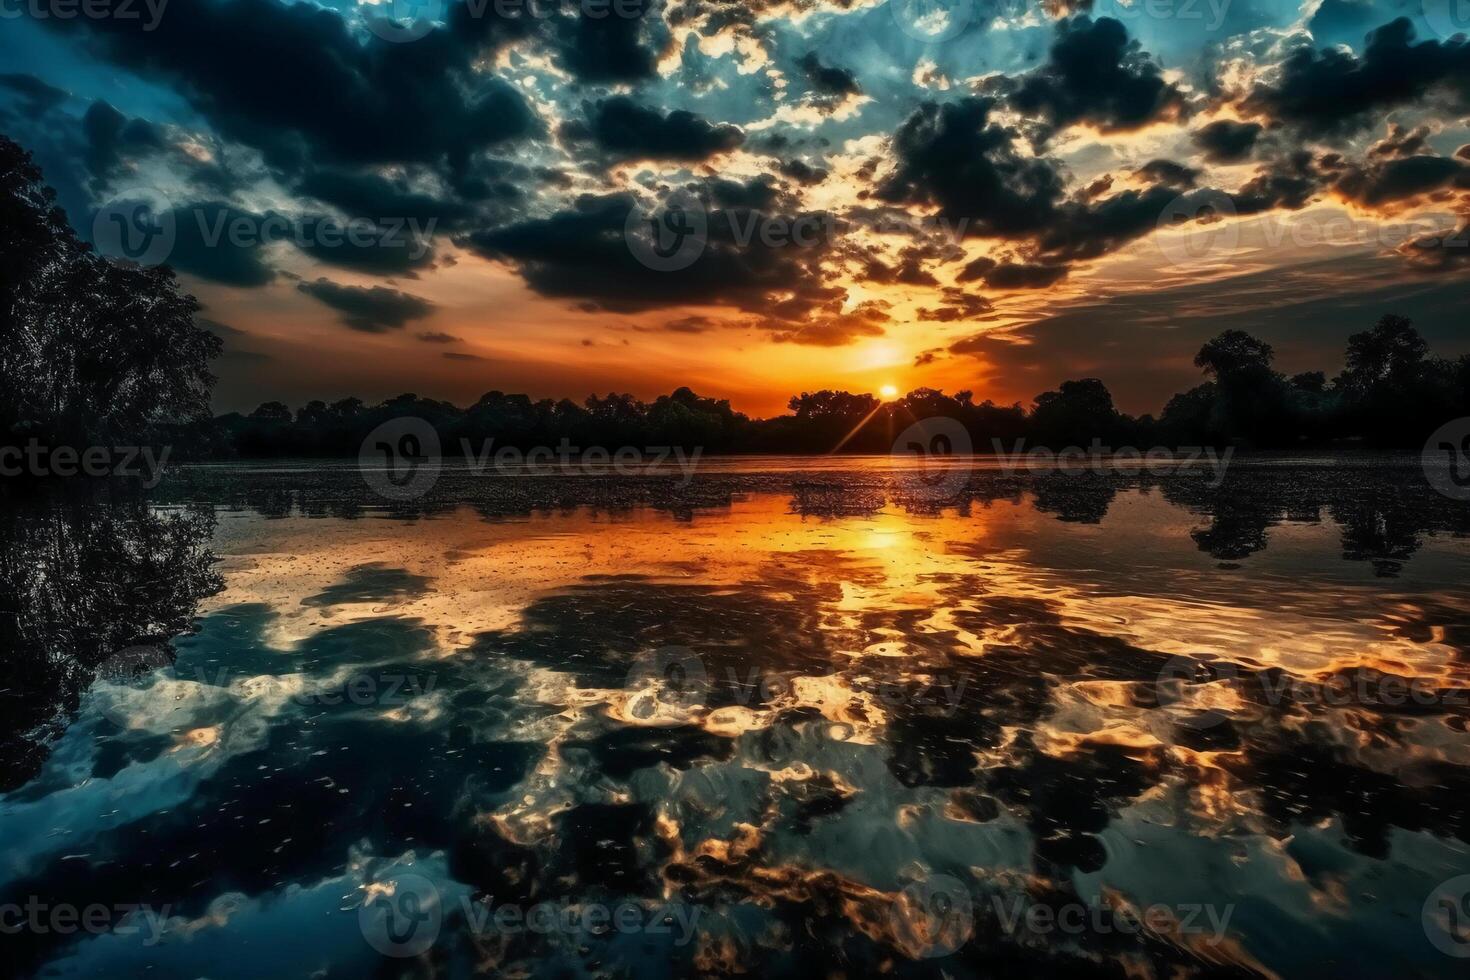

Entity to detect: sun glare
[879,384,899,401]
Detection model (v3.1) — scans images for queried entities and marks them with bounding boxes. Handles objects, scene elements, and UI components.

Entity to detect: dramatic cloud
[0,73,67,113]
[295,169,475,231]
[46,0,538,173]
[162,202,277,287]
[1134,159,1199,189]
[6,0,1470,403]
[1244,19,1470,136]
[561,97,744,161]
[875,97,1066,236]
[466,192,846,339]
[553,0,668,82]
[1332,154,1470,208]
[796,51,860,95]
[1002,17,1186,138]
[1192,120,1263,163]
[297,279,437,333]
[81,101,164,185]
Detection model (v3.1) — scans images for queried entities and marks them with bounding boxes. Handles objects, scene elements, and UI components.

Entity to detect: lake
[2,457,1469,977]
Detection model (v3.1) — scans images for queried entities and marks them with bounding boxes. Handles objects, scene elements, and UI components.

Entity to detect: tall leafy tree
[0,135,221,445]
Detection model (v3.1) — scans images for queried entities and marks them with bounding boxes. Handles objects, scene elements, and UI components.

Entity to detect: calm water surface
[3,460,1469,977]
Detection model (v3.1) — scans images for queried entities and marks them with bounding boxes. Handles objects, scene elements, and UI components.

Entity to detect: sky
[2,0,1470,417]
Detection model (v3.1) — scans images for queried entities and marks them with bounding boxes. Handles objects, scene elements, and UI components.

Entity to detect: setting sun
[879,384,899,401]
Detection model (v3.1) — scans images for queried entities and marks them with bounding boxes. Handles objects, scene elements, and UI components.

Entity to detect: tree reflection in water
[0,486,220,790]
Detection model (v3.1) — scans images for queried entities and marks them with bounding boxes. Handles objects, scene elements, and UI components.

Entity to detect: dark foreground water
[3,458,1470,978]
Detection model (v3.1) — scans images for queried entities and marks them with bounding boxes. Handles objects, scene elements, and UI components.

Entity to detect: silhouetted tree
[1030,378,1126,446]
[0,135,220,446]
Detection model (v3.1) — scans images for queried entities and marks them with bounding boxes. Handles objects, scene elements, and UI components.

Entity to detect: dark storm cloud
[1034,185,1191,261]
[709,177,781,209]
[875,97,1066,237]
[0,73,67,113]
[980,261,1071,289]
[777,159,829,185]
[81,101,164,184]
[1244,18,1470,136]
[1233,151,1324,213]
[1134,159,1199,188]
[1368,123,1433,159]
[1400,224,1470,270]
[795,52,860,96]
[48,0,538,173]
[873,91,1333,272]
[295,169,475,231]
[297,279,437,333]
[918,288,994,322]
[291,216,437,276]
[162,202,277,287]
[553,0,668,82]
[1332,154,1470,208]
[560,97,744,161]
[1192,120,1263,163]
[1000,17,1186,138]
[465,192,846,336]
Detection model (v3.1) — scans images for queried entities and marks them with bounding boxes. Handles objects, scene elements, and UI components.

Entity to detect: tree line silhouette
[3,133,1467,460]
[194,316,1469,457]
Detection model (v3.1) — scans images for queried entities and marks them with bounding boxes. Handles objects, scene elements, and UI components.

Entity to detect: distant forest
[202,314,1468,456]
[3,134,1468,460]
